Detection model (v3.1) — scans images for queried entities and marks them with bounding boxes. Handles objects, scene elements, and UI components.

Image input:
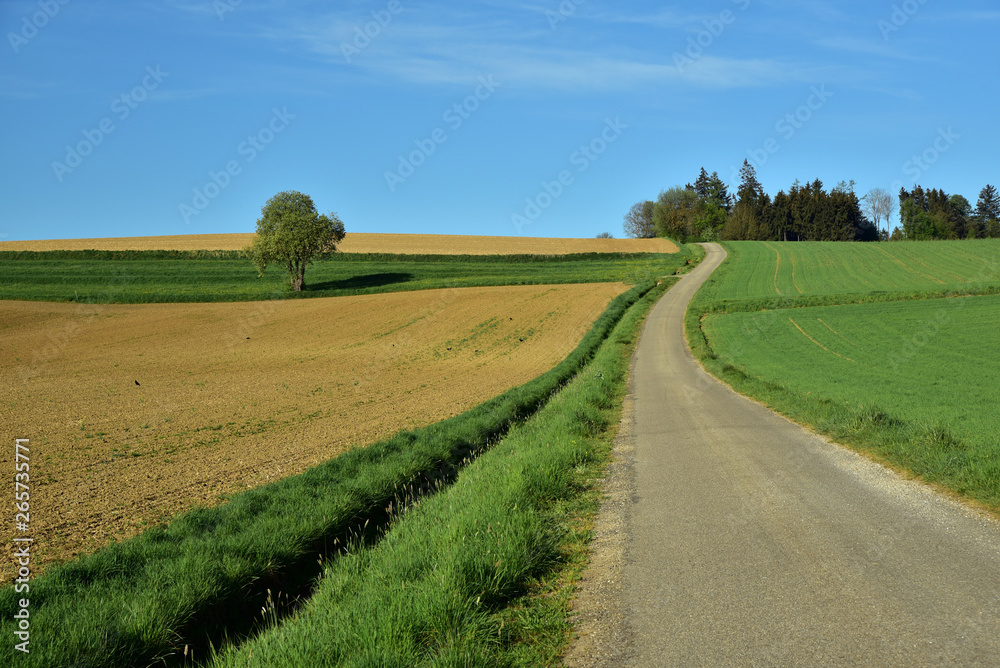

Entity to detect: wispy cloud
[0,88,42,101]
[147,88,226,102]
[677,55,826,89]
[155,0,287,20]
[815,36,938,62]
[591,8,705,29]
[0,75,63,101]
[949,10,1000,21]
[794,0,849,23]
[262,6,813,92]
[856,85,924,102]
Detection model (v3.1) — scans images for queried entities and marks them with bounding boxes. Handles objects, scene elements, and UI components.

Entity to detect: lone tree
[245,190,346,291]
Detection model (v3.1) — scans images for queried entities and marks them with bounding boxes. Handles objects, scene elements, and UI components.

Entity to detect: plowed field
[1,283,628,576]
[0,232,678,254]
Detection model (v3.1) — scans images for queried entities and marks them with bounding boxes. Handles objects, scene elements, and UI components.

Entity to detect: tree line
[897,184,1000,240]
[625,160,1000,243]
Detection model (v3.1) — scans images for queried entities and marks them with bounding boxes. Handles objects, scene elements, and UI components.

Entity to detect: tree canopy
[623,200,656,238]
[245,190,346,291]
[896,185,995,240]
[628,166,998,243]
[975,185,1000,238]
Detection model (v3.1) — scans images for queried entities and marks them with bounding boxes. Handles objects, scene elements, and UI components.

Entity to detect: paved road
[623,243,1000,666]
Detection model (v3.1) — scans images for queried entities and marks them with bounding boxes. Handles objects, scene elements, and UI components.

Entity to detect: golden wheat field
[1,283,628,576]
[0,232,679,254]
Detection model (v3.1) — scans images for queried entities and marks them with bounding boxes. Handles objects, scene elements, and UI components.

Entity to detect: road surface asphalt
[622,242,1000,666]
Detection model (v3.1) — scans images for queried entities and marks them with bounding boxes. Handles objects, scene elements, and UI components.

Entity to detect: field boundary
[696,282,1000,316]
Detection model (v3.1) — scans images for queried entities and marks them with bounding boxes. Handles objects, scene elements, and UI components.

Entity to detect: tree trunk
[289,262,305,291]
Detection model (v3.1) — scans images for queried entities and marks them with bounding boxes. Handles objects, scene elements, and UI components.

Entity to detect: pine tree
[911,185,928,213]
[687,167,711,200]
[770,190,793,241]
[684,168,733,240]
[705,171,733,211]
[736,160,763,204]
[975,185,1000,237]
[726,160,771,240]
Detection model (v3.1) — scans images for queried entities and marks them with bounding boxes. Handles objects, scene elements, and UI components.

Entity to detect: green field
[697,240,1000,303]
[0,250,691,303]
[689,239,1000,509]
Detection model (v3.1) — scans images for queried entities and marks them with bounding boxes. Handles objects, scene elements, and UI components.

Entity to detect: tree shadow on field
[308,272,414,292]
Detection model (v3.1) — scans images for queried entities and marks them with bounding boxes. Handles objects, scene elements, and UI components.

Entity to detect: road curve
[622,243,1000,665]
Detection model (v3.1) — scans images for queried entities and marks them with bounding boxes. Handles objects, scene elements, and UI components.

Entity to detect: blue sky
[2,0,997,241]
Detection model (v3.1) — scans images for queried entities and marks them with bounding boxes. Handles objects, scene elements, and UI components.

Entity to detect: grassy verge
[0,278,663,667]
[0,250,692,303]
[686,245,1000,513]
[204,279,676,667]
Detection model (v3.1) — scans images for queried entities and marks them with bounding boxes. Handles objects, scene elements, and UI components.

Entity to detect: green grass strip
[0,251,691,303]
[0,278,661,668]
[204,279,675,667]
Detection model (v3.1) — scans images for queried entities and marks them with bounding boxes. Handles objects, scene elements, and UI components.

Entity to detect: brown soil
[1,283,628,578]
[0,232,678,254]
